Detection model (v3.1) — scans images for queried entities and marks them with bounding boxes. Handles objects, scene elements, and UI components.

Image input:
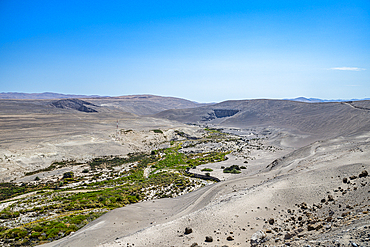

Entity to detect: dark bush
[63,172,74,179]
[223,165,241,174]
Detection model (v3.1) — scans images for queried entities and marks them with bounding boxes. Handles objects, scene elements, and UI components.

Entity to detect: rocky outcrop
[50,99,98,113]
[201,109,240,121]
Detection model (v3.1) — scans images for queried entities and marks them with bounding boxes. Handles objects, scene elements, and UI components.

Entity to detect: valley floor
[41,131,370,247]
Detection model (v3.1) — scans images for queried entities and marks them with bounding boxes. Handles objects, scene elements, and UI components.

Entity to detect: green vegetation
[24,160,83,176]
[151,129,163,134]
[201,168,213,172]
[174,130,187,137]
[151,147,228,173]
[0,211,104,246]
[0,183,50,201]
[186,152,229,168]
[223,165,241,174]
[204,127,222,134]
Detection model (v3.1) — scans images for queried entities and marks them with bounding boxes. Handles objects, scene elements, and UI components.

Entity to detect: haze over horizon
[1,1,369,102]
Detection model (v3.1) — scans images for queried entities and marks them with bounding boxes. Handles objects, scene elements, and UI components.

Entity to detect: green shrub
[223,165,241,174]
[5,228,28,239]
[30,232,42,238]
[63,171,74,179]
[151,129,163,134]
[201,168,213,172]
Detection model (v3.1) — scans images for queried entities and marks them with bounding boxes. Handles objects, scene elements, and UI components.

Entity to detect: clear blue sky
[1,1,369,102]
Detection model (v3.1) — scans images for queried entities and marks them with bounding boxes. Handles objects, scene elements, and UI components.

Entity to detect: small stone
[343,177,348,183]
[328,195,334,201]
[226,236,234,241]
[190,243,199,247]
[359,170,368,178]
[307,225,315,231]
[185,227,193,235]
[284,232,293,239]
[205,236,213,242]
[268,218,275,225]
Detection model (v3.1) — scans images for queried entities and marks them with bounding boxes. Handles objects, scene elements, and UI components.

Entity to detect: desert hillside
[155,99,370,138]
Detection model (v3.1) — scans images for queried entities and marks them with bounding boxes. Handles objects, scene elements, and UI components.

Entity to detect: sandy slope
[37,131,370,247]
[102,132,369,246]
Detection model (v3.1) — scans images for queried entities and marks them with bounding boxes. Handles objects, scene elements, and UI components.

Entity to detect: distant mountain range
[0,92,104,99]
[1,92,369,103]
[285,97,370,103]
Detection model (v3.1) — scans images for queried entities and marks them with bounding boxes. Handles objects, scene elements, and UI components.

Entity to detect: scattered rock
[205,236,213,242]
[226,236,234,241]
[343,177,348,183]
[359,170,368,178]
[185,227,193,235]
[190,243,199,247]
[268,218,275,225]
[250,230,266,246]
[349,175,357,180]
[307,225,315,231]
[328,194,334,201]
[284,232,294,240]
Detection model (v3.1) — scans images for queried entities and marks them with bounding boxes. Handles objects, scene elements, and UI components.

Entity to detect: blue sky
[1,1,369,102]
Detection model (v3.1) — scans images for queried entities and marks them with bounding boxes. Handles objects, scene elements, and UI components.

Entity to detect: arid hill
[0,94,207,115]
[88,94,208,115]
[0,92,102,99]
[155,99,370,138]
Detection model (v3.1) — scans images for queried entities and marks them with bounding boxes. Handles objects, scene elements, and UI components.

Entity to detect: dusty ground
[0,114,198,183]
